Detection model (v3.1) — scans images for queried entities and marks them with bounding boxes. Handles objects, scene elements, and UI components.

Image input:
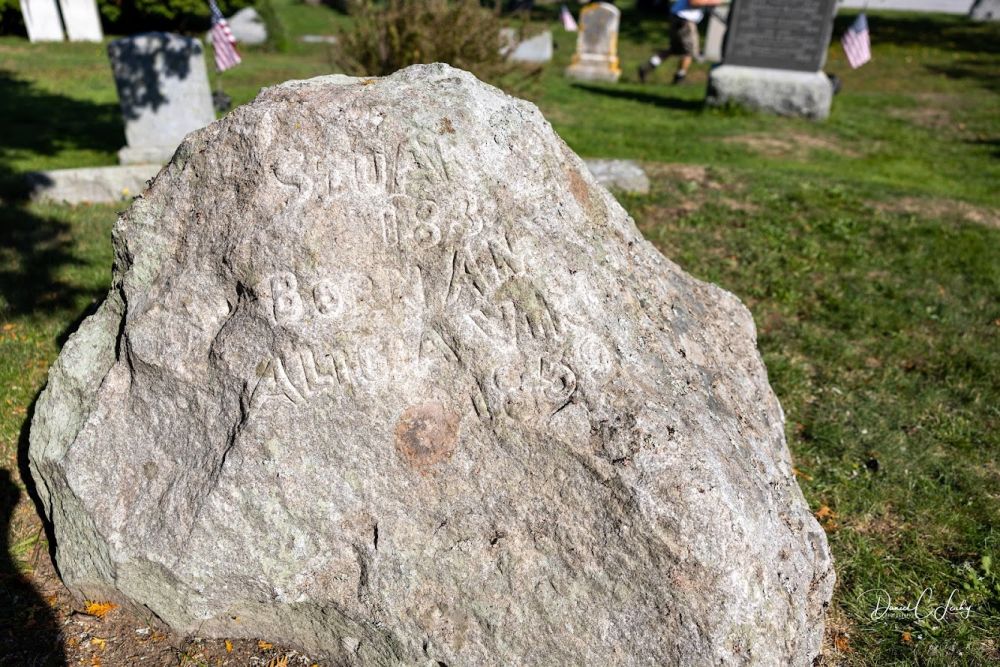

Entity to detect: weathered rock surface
[30,64,834,665]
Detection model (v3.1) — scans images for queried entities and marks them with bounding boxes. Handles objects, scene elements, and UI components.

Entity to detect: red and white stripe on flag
[208,0,241,72]
[211,21,241,71]
[841,13,871,69]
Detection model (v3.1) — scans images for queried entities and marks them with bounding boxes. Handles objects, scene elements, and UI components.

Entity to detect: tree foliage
[96,0,253,33]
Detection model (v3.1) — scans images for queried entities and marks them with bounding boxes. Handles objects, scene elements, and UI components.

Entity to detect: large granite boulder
[30,64,834,665]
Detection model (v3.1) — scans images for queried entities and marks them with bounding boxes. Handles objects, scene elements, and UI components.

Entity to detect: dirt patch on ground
[723,131,860,159]
[850,504,905,548]
[888,93,962,131]
[873,196,1000,230]
[644,163,717,185]
[817,603,856,665]
[2,520,324,666]
[889,106,953,131]
[641,162,759,214]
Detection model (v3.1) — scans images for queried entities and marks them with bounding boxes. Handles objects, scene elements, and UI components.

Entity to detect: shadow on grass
[0,70,115,665]
[833,11,1000,55]
[0,456,65,665]
[572,82,705,111]
[968,136,1000,160]
[0,70,118,320]
[924,62,1000,95]
[0,202,107,320]
[0,71,122,179]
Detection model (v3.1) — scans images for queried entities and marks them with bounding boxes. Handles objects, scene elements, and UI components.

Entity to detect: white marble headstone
[565,2,621,83]
[21,0,65,42]
[59,0,104,42]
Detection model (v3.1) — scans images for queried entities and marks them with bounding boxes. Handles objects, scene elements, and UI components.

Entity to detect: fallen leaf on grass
[90,637,107,649]
[793,467,814,481]
[815,505,839,532]
[84,601,117,618]
[258,640,274,650]
[267,656,289,667]
[902,631,913,644]
[834,633,850,651]
[91,657,102,667]
[225,639,233,653]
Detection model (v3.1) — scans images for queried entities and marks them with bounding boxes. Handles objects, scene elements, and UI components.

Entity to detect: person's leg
[639,14,688,83]
[673,20,699,84]
[638,48,672,83]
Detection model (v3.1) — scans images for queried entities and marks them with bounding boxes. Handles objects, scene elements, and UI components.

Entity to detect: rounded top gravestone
[30,64,834,665]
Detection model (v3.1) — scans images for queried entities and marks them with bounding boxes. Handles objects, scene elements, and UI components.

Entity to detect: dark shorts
[669,17,699,57]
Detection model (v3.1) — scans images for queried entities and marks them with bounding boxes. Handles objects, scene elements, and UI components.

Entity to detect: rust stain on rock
[567,167,591,209]
[394,402,460,470]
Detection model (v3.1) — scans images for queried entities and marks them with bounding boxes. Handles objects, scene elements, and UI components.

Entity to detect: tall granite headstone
[21,0,65,42]
[565,2,621,82]
[108,33,216,165]
[59,0,104,42]
[707,0,836,120]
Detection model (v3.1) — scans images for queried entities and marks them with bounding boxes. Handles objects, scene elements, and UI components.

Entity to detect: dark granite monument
[707,0,837,120]
[724,0,836,71]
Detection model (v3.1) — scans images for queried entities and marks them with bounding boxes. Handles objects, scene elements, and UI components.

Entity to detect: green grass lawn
[1,2,998,664]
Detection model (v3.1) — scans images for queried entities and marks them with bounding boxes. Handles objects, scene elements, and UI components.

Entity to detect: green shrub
[334,0,539,89]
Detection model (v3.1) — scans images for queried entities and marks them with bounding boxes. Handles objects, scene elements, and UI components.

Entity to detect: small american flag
[842,13,871,69]
[209,0,241,72]
[560,4,578,32]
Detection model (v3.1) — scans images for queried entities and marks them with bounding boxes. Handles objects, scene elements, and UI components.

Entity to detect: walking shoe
[672,70,687,85]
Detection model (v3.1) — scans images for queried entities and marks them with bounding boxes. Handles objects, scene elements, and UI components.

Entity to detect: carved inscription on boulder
[31,65,834,667]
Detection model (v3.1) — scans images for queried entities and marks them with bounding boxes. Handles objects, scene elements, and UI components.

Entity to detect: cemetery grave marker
[58,0,103,42]
[21,0,65,42]
[707,0,837,119]
[31,63,833,666]
[107,33,216,165]
[565,2,622,82]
